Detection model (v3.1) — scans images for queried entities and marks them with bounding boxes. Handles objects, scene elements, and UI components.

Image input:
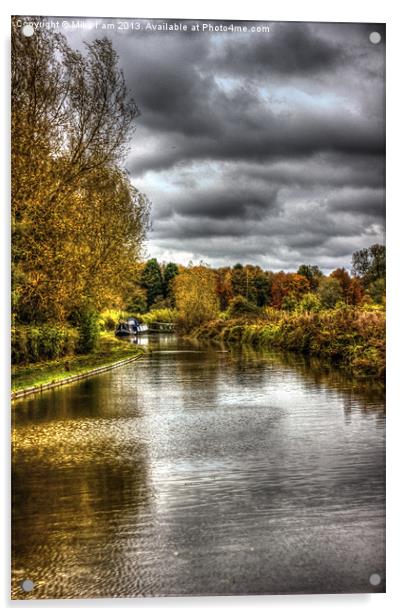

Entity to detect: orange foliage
[330,268,364,305]
[271,273,310,309]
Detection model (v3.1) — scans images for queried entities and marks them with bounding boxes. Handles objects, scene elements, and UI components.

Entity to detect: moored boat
[115,318,148,337]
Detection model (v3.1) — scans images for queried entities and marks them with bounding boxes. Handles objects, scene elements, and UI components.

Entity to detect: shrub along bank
[11,306,146,394]
[193,306,385,379]
[12,332,145,393]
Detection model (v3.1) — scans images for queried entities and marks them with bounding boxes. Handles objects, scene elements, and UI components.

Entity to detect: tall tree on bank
[352,244,385,287]
[162,262,179,306]
[174,266,219,331]
[11,19,149,323]
[141,259,164,309]
[330,268,363,305]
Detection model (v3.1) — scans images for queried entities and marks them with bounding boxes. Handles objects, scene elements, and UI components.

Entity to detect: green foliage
[99,309,127,332]
[318,277,343,308]
[163,262,179,305]
[148,297,171,310]
[11,325,78,364]
[105,316,117,332]
[367,277,386,305]
[140,308,179,324]
[296,292,322,313]
[126,287,148,314]
[39,325,65,359]
[281,295,298,312]
[227,295,260,318]
[26,327,41,362]
[11,327,28,364]
[76,308,100,354]
[297,265,323,290]
[231,264,248,298]
[141,259,164,309]
[218,264,272,308]
[253,271,272,306]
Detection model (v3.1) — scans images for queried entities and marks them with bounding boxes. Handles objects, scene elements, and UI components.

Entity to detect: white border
[2,1,401,614]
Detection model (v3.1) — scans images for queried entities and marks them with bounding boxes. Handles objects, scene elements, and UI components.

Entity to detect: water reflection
[232,344,385,411]
[12,335,385,598]
[12,416,150,598]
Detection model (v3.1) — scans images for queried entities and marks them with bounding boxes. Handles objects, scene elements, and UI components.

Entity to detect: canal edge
[11,353,144,401]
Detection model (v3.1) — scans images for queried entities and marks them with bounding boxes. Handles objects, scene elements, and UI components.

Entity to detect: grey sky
[59,17,385,272]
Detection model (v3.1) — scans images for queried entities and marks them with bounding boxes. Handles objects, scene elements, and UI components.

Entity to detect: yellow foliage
[174,265,219,331]
[11,22,149,323]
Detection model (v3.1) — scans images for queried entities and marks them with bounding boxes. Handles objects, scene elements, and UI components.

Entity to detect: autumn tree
[271,272,310,309]
[330,268,363,306]
[174,265,219,331]
[12,19,148,323]
[297,265,323,291]
[215,267,233,310]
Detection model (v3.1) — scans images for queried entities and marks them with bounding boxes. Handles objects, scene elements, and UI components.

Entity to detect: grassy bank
[12,333,146,394]
[193,306,385,380]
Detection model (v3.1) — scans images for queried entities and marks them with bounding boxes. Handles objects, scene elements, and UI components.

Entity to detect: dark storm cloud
[214,22,346,76]
[158,187,278,221]
[127,108,383,177]
[328,187,385,218]
[61,18,385,271]
[153,194,379,242]
[234,154,385,190]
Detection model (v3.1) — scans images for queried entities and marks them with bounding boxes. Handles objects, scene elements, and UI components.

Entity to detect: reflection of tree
[198,339,385,417]
[280,350,385,412]
[229,345,274,388]
[241,345,385,416]
[13,369,140,426]
[175,350,221,409]
[12,435,150,599]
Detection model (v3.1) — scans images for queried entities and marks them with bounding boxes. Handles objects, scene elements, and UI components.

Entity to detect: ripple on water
[12,342,385,598]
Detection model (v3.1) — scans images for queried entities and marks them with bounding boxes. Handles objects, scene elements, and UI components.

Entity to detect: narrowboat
[115,317,148,337]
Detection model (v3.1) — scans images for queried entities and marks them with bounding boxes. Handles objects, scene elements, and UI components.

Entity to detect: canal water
[11,335,385,599]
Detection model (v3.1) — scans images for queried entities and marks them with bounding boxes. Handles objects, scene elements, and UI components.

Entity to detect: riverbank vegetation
[130,245,385,380]
[184,246,385,380]
[193,306,385,379]
[12,333,145,393]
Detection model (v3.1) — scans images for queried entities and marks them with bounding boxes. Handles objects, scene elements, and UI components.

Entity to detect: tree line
[132,244,385,330]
